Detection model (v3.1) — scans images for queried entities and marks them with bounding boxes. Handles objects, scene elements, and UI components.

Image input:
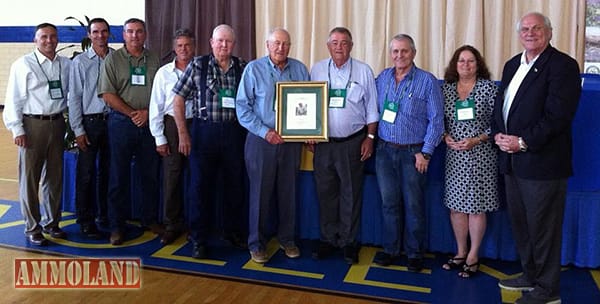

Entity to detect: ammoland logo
[14,258,141,289]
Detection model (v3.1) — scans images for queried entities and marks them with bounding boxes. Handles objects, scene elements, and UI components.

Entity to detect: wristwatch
[518,137,528,152]
[421,152,431,160]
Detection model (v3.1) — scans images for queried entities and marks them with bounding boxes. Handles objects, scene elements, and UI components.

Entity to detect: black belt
[384,141,424,149]
[83,113,107,120]
[329,128,367,143]
[23,113,62,120]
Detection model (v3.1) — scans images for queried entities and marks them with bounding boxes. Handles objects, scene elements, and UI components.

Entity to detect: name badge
[48,80,64,100]
[328,88,346,108]
[455,98,475,121]
[219,88,236,109]
[130,66,147,86]
[382,100,398,123]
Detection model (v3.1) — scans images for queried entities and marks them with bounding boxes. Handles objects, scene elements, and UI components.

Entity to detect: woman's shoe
[458,261,480,278]
[442,256,466,270]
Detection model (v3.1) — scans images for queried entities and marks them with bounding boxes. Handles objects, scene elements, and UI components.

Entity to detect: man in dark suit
[492,12,581,304]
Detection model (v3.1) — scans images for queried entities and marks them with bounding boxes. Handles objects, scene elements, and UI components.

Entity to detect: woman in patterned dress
[441,45,499,278]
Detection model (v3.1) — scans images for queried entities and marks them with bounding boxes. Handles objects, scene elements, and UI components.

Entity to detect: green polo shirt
[98,47,160,110]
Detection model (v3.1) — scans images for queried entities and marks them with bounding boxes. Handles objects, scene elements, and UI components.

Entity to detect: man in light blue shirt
[373,34,444,272]
[309,27,378,264]
[236,28,309,263]
[68,18,112,238]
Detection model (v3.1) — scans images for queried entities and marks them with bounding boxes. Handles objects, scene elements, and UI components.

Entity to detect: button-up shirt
[149,60,195,146]
[3,48,71,138]
[375,64,444,154]
[172,54,245,122]
[68,47,112,137]
[310,57,379,137]
[236,56,310,138]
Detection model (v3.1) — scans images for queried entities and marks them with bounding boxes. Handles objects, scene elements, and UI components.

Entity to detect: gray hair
[267,27,291,43]
[516,12,553,32]
[212,24,235,41]
[389,34,416,53]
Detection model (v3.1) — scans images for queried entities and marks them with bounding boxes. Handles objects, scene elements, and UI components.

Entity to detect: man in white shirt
[3,23,71,246]
[149,28,196,245]
[309,27,378,264]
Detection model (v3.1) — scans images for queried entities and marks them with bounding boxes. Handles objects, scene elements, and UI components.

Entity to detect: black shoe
[80,223,101,239]
[192,242,208,259]
[312,241,334,260]
[43,227,67,239]
[224,233,247,249]
[343,245,359,264]
[26,233,48,246]
[110,230,124,245]
[407,258,424,272]
[373,252,395,266]
[160,230,180,245]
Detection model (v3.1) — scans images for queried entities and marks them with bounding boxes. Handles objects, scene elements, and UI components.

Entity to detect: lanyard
[34,52,61,83]
[327,58,352,90]
[384,67,413,103]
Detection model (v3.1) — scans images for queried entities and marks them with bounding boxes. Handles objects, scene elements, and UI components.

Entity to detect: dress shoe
[373,252,396,266]
[110,230,124,245]
[26,233,48,246]
[160,230,180,245]
[80,223,102,239]
[43,226,67,239]
[311,241,334,260]
[192,242,208,259]
[343,245,359,264]
[223,233,247,249]
[407,258,424,272]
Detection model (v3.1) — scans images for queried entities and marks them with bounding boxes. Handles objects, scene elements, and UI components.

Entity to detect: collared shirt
[172,54,246,122]
[97,47,160,110]
[236,56,310,138]
[310,57,379,137]
[68,47,112,137]
[149,60,195,146]
[502,51,540,126]
[3,48,71,138]
[375,65,444,154]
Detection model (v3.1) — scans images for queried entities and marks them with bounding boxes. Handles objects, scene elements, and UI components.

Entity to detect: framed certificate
[276,81,328,142]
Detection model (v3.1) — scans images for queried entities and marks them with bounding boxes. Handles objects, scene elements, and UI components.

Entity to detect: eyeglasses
[457,59,476,64]
[519,25,545,34]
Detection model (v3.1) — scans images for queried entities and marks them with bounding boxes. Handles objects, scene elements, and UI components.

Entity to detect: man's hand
[156,144,170,157]
[76,135,90,152]
[14,135,27,147]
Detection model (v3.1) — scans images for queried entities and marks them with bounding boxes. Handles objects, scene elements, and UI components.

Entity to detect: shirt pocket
[346,82,365,104]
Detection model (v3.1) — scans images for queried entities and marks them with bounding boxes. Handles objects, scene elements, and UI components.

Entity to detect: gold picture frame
[275,81,328,142]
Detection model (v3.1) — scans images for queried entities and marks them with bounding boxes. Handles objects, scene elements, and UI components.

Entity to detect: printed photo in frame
[276,81,328,142]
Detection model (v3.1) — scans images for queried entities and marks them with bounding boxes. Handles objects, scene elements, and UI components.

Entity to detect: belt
[23,113,62,120]
[329,128,367,143]
[384,140,424,149]
[83,113,107,120]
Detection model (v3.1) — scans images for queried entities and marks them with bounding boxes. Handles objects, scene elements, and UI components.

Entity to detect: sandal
[442,257,466,270]
[458,261,480,278]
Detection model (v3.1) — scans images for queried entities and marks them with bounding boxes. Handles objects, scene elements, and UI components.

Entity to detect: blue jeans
[107,112,160,231]
[375,141,427,258]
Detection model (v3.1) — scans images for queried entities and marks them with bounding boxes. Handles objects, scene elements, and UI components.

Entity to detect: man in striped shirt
[372,34,444,272]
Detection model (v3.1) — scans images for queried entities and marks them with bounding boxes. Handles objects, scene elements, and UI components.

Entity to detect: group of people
[3,11,580,304]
